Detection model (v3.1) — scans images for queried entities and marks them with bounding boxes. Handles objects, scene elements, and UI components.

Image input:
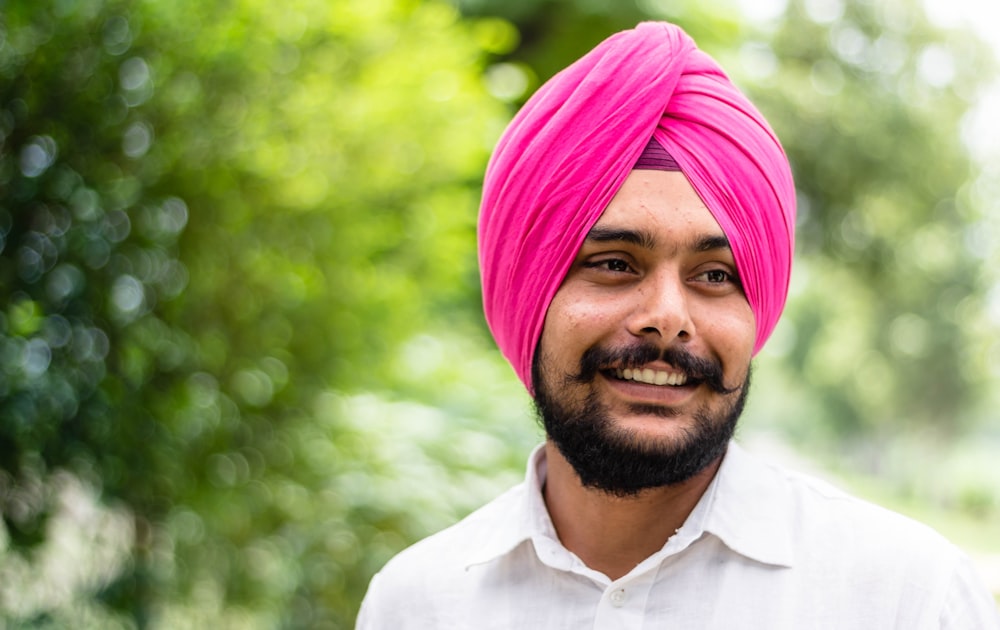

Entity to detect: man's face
[533,170,756,496]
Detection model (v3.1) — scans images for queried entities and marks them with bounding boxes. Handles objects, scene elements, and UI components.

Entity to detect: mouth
[610,367,692,387]
[574,345,731,394]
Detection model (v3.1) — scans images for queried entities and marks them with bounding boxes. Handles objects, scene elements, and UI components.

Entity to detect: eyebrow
[584,226,731,254]
[584,226,657,249]
[694,234,731,252]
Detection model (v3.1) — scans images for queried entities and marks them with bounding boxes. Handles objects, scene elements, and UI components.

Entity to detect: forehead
[589,170,726,243]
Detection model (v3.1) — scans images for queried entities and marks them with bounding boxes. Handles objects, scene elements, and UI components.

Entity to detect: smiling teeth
[616,368,688,386]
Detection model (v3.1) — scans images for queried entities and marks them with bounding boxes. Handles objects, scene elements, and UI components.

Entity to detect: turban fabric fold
[478,21,796,392]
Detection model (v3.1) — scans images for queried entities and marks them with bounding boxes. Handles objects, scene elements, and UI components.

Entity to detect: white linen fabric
[356,442,1000,629]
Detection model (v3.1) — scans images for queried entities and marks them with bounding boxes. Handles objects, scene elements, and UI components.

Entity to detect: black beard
[532,343,750,498]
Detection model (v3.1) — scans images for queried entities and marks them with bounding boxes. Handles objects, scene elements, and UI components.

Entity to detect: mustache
[570,343,738,395]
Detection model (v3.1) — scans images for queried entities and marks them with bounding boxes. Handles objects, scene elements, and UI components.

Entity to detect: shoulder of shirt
[375,480,529,579]
[723,443,965,566]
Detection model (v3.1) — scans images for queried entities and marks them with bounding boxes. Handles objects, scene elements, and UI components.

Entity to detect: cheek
[694,299,756,360]
[727,305,757,362]
[544,291,623,342]
[538,293,607,371]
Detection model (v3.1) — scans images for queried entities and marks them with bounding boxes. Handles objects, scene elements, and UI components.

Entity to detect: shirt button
[610,589,627,607]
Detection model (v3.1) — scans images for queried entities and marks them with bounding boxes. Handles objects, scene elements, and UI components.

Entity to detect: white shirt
[356,442,1000,629]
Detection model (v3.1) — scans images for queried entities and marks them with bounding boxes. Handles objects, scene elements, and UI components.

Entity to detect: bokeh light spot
[19,136,58,178]
[484,62,529,102]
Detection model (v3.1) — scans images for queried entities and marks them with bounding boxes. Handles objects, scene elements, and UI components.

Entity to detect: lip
[598,368,700,407]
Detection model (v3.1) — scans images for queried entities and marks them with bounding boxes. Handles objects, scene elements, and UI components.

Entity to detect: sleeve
[354,571,384,630]
[938,553,1000,629]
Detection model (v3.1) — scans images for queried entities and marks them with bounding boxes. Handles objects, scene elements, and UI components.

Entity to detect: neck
[542,441,724,581]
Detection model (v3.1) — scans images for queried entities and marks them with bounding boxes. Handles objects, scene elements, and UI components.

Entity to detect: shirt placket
[591,570,655,630]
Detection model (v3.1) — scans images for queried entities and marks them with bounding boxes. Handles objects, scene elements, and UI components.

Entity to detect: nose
[625,273,694,342]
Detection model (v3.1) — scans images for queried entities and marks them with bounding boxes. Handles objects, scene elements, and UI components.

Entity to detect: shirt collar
[465,443,551,568]
[699,441,796,567]
[465,440,796,570]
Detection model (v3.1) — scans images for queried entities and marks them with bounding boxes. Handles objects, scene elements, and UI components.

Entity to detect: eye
[701,269,731,283]
[584,258,634,273]
[692,267,742,291]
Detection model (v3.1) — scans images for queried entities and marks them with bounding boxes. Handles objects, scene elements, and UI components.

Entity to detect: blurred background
[1,0,999,626]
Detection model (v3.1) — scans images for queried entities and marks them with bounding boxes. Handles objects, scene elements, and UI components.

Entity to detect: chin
[533,361,751,497]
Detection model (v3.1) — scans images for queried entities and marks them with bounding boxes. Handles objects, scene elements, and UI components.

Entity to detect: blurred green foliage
[753,0,996,444]
[1,0,521,625]
[1,0,998,626]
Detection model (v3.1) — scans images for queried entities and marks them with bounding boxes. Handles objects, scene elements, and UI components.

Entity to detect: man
[357,21,1000,628]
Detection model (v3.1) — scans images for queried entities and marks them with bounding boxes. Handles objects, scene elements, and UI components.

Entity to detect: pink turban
[478,21,796,392]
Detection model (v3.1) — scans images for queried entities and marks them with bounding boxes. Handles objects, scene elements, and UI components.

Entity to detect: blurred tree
[744,0,996,449]
[1,0,517,626]
[453,0,998,449]
[2,0,997,626]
